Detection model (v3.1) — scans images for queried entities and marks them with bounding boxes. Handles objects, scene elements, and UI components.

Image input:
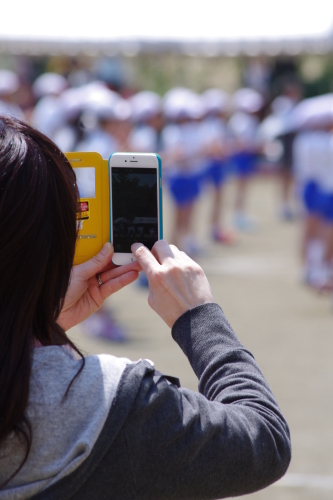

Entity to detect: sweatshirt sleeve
[122,303,291,499]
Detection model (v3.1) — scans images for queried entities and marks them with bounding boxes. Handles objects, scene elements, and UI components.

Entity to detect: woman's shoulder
[30,346,135,405]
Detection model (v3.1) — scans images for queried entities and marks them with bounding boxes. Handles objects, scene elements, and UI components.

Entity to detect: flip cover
[66,152,110,265]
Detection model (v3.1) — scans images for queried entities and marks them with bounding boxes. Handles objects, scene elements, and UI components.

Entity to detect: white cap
[0,70,19,96]
[113,98,132,121]
[130,91,162,122]
[201,88,229,114]
[163,87,204,121]
[81,83,119,118]
[83,82,131,121]
[78,82,132,122]
[232,88,264,114]
[290,94,333,131]
[59,87,85,121]
[32,72,68,99]
[59,82,118,121]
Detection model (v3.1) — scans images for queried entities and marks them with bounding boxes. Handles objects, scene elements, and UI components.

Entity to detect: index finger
[131,243,160,275]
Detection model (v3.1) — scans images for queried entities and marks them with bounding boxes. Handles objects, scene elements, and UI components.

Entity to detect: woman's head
[0,115,79,483]
[0,115,78,341]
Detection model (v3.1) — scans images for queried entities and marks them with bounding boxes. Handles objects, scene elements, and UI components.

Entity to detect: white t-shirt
[129,125,159,153]
[227,112,260,150]
[199,116,228,148]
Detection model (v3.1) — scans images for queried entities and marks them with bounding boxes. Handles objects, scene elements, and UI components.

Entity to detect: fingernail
[131,242,143,252]
[101,242,113,256]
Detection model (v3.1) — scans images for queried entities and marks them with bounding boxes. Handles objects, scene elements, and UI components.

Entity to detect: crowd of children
[28,75,268,254]
[259,87,333,295]
[1,66,333,318]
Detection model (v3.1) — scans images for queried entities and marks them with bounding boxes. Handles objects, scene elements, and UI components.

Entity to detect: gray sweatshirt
[0,303,291,499]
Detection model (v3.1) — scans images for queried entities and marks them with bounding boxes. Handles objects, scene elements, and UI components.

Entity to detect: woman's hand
[58,243,141,331]
[131,240,213,328]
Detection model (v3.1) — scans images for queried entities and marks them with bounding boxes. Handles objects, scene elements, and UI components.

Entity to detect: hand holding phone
[131,240,213,328]
[58,243,141,331]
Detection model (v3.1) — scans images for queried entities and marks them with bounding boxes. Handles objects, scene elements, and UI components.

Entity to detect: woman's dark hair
[0,115,83,485]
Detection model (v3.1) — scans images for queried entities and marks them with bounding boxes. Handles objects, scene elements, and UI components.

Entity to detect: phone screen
[111,167,158,252]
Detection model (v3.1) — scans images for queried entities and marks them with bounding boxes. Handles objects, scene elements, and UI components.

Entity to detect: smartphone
[109,152,163,266]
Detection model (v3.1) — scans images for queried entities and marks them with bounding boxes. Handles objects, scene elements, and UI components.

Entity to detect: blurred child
[291,94,333,290]
[129,90,164,153]
[200,88,235,244]
[228,88,264,231]
[161,87,206,256]
[0,69,25,120]
[31,72,68,140]
[75,82,131,155]
[128,90,164,287]
[73,82,133,341]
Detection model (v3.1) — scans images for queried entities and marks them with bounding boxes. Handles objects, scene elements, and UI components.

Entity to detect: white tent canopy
[1,0,333,55]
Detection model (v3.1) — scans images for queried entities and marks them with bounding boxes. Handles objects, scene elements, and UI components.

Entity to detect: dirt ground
[69,174,333,500]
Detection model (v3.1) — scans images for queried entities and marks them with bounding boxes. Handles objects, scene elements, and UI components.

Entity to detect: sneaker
[180,236,207,258]
[233,214,258,232]
[279,206,295,222]
[212,228,237,245]
[304,267,332,292]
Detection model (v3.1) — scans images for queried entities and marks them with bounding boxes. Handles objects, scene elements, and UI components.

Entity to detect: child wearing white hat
[318,130,333,291]
[68,82,133,341]
[128,90,163,153]
[0,69,25,121]
[199,88,235,244]
[71,82,133,158]
[31,72,68,140]
[161,88,205,256]
[228,88,264,231]
[292,108,332,290]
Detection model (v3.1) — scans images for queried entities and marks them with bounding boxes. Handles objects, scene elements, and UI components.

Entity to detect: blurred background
[2,1,333,498]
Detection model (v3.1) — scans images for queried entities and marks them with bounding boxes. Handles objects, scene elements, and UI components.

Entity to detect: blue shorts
[303,181,322,215]
[232,152,257,177]
[167,172,201,207]
[204,159,226,187]
[320,192,333,222]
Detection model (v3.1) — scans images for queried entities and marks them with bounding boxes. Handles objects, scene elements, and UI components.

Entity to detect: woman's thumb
[77,242,113,277]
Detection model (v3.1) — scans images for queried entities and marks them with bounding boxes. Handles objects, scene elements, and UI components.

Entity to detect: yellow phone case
[66,152,110,265]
